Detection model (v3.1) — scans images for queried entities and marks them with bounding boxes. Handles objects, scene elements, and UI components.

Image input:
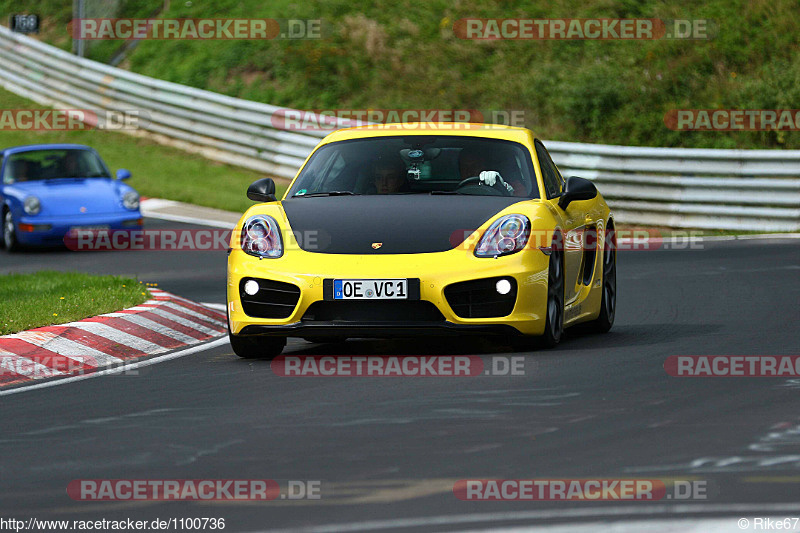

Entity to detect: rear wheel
[227,308,285,359]
[589,223,616,333]
[3,210,19,252]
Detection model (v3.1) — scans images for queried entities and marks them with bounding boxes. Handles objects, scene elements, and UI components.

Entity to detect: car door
[535,140,584,305]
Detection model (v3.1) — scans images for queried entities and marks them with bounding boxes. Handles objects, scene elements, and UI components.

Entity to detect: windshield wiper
[429,190,462,195]
[294,191,360,198]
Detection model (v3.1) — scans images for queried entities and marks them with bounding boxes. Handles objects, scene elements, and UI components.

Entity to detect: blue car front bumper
[15,211,143,246]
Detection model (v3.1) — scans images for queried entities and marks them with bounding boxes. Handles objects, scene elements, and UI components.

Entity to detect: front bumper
[15,212,143,246]
[227,245,551,337]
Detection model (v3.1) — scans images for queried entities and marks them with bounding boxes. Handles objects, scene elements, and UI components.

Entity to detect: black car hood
[281,195,527,254]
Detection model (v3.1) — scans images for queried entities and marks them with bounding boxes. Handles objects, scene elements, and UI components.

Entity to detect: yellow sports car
[226,124,616,358]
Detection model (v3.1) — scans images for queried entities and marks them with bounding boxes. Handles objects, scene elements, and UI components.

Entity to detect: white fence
[0,26,798,231]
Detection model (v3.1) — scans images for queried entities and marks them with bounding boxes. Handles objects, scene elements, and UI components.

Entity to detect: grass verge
[0,271,150,335]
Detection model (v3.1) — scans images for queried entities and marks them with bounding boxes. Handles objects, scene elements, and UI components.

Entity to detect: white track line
[0,337,228,396]
[201,303,227,312]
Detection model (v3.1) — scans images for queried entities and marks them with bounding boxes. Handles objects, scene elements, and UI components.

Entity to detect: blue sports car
[0,144,142,251]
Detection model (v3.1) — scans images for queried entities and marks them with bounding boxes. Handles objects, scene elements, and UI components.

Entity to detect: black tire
[226,308,285,359]
[3,209,20,252]
[538,244,565,348]
[229,331,285,359]
[589,223,616,333]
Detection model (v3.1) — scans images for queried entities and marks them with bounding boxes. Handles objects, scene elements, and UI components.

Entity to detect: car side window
[535,140,562,199]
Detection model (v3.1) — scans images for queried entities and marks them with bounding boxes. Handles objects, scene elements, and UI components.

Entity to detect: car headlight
[474,214,530,258]
[122,191,140,210]
[241,215,283,258]
[23,196,41,215]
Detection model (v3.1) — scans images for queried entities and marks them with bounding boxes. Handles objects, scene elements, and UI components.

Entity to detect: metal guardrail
[0,26,798,231]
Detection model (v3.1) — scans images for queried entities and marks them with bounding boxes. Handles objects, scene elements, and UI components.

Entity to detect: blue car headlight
[23,196,41,215]
[122,191,140,210]
[475,214,530,258]
[241,215,283,258]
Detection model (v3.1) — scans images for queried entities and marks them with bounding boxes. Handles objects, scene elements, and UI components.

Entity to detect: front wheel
[3,210,19,252]
[538,246,565,348]
[229,331,286,359]
[589,224,616,333]
[511,245,564,352]
[227,308,285,359]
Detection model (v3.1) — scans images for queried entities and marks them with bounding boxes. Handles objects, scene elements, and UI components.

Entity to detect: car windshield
[286,136,539,198]
[2,149,111,184]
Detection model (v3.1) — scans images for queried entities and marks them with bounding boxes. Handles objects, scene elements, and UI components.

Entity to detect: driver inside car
[458,150,524,196]
[372,159,408,194]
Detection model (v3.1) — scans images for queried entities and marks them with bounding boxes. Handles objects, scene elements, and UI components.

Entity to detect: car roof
[0,144,96,156]
[318,122,535,146]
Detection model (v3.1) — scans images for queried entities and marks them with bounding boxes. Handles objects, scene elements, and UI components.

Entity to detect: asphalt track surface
[1,218,799,531]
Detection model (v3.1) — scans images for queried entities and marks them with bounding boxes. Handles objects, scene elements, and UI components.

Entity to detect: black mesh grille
[302,300,445,323]
[240,278,301,319]
[444,277,517,318]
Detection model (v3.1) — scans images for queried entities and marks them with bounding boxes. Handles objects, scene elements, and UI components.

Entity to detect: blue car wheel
[3,210,19,252]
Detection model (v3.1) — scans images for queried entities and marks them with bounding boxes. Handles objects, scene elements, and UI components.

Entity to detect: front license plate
[333,279,408,300]
[67,225,110,237]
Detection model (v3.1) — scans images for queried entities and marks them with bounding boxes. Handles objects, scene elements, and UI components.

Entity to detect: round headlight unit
[23,196,41,215]
[499,216,525,239]
[246,220,270,240]
[122,191,140,210]
[241,215,283,258]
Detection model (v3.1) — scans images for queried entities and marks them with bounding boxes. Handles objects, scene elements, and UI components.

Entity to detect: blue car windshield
[287,136,539,199]
[2,149,111,184]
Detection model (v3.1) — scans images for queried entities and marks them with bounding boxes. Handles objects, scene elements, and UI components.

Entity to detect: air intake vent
[444,277,517,318]
[240,278,301,319]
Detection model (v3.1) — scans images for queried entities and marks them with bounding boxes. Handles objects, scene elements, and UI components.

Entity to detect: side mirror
[247,178,277,202]
[558,176,597,209]
[116,169,132,180]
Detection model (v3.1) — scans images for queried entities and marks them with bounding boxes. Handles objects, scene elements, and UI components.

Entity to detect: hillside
[5,0,800,149]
